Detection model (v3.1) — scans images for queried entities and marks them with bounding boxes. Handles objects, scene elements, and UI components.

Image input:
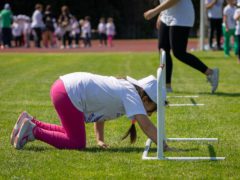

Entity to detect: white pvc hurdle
[142,50,225,160]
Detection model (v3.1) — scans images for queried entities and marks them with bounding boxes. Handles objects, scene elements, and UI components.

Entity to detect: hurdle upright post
[157,66,165,159]
[142,49,225,161]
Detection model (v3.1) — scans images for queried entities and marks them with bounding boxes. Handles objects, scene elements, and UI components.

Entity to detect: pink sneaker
[10,111,33,145]
[14,118,36,150]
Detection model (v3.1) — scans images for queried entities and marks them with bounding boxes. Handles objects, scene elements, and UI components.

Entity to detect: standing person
[82,16,92,48]
[11,17,22,47]
[0,3,13,49]
[42,5,55,48]
[54,23,63,48]
[31,3,45,48]
[223,0,238,57]
[71,16,80,48]
[58,5,72,49]
[11,72,170,151]
[234,0,240,64]
[205,0,224,50]
[98,17,107,47]
[144,0,219,94]
[106,17,116,47]
[23,16,31,48]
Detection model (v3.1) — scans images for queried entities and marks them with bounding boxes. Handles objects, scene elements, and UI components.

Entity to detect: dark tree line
[1,0,201,39]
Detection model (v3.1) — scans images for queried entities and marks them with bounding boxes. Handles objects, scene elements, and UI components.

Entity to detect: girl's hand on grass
[144,9,157,20]
[97,141,109,149]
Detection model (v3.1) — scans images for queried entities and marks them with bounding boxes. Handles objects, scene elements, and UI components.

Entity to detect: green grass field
[0,51,239,179]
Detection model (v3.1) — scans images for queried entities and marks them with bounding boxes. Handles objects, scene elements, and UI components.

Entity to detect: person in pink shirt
[106,17,116,47]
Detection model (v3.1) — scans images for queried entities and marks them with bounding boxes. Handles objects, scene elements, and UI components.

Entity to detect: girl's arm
[144,0,180,20]
[94,121,108,148]
[205,0,217,10]
[135,114,169,149]
[135,114,157,144]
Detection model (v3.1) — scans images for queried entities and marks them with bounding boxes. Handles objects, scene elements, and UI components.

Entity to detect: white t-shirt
[60,72,147,123]
[205,0,224,19]
[31,10,45,28]
[234,9,240,35]
[98,22,106,34]
[106,22,115,36]
[81,21,91,38]
[71,21,80,36]
[159,0,194,27]
[23,22,31,34]
[223,5,237,30]
[12,22,22,37]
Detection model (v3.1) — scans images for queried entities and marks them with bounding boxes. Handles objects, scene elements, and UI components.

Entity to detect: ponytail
[121,120,137,144]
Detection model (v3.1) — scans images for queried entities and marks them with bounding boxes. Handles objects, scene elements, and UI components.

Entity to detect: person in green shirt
[0,3,13,48]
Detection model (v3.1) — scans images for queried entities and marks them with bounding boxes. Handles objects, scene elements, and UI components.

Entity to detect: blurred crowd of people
[205,0,240,63]
[0,3,116,49]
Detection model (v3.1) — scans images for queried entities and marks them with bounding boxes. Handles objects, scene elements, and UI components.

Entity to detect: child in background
[106,17,116,47]
[58,5,73,49]
[234,0,240,64]
[23,16,31,48]
[81,16,92,48]
[223,0,238,57]
[71,16,80,48]
[54,23,63,48]
[98,17,107,47]
[12,16,23,47]
[79,19,85,48]
[42,5,55,48]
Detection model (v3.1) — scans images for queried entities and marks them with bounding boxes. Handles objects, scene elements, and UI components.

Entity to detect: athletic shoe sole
[10,112,30,145]
[13,118,31,150]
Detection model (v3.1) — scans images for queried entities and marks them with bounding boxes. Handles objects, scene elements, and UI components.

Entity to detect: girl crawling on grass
[11,72,170,150]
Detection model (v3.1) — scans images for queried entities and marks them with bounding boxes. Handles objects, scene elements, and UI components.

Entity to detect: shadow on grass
[199,92,240,97]
[208,144,217,157]
[190,98,197,105]
[24,146,52,152]
[84,147,144,153]
[84,146,199,153]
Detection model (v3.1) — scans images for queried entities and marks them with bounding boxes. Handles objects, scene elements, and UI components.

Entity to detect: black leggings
[33,28,42,48]
[209,18,222,49]
[158,22,208,84]
[62,31,72,46]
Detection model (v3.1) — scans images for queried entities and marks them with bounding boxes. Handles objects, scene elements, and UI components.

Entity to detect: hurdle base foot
[142,156,225,161]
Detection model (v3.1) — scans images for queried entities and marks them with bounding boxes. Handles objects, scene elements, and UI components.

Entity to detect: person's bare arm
[205,0,217,9]
[94,121,108,148]
[156,14,162,30]
[144,0,180,20]
[234,11,240,21]
[135,114,157,144]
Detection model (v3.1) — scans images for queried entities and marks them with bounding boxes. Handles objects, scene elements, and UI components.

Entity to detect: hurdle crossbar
[142,50,225,161]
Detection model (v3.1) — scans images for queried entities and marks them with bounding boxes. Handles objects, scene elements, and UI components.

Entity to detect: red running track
[0,39,199,53]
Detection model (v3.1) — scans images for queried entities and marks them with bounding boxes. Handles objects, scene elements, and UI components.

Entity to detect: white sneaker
[14,118,36,150]
[10,111,33,145]
[207,68,219,93]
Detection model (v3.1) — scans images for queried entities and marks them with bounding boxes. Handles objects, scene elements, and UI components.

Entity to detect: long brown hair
[121,83,156,144]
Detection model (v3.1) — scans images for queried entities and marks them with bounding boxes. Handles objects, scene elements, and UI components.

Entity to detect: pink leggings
[107,35,113,47]
[33,79,86,149]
